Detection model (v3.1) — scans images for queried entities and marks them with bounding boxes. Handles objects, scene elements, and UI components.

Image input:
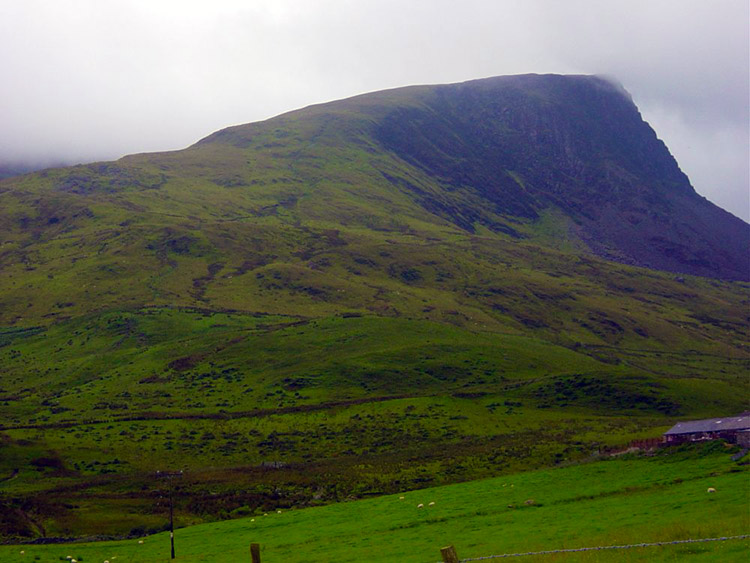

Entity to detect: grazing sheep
[417,503,424,508]
[399,496,405,500]
[524,499,535,505]
[428,501,435,506]
[707,487,716,493]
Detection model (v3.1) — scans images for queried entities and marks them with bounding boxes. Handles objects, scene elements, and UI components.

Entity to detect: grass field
[0,443,747,562]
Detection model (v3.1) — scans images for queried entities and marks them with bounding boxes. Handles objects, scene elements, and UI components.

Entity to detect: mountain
[0,74,748,540]
[200,73,750,280]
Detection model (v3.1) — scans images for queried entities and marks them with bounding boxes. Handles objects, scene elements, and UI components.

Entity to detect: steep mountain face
[371,75,749,279]
[0,75,748,540]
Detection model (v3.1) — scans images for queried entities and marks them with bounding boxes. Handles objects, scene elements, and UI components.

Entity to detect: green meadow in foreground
[1,443,747,562]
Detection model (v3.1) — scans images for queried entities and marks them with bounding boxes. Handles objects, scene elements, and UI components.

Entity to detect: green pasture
[1,444,747,562]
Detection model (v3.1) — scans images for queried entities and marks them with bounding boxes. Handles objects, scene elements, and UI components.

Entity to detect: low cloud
[0,0,747,219]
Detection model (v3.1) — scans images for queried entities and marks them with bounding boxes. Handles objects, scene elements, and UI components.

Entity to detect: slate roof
[664,414,750,436]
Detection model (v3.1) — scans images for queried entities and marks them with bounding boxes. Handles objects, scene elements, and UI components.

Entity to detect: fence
[245,535,750,562]
[438,535,750,562]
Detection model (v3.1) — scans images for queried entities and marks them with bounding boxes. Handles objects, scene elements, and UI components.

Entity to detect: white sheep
[428,501,435,506]
[417,503,424,508]
[707,487,716,493]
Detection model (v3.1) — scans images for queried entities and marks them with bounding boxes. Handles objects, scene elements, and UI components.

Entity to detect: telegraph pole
[157,470,183,559]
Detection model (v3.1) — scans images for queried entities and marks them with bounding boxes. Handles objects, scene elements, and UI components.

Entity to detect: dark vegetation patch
[54,164,166,195]
[0,326,45,347]
[232,255,275,276]
[168,354,207,372]
[191,262,225,302]
[531,374,681,414]
[388,264,423,284]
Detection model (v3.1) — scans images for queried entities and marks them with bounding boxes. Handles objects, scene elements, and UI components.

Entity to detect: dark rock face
[374,74,749,280]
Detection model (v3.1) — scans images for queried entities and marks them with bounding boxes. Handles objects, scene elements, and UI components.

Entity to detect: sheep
[417,503,424,508]
[428,501,435,506]
[707,487,716,493]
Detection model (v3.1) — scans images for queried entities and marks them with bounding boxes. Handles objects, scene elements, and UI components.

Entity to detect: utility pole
[157,470,183,559]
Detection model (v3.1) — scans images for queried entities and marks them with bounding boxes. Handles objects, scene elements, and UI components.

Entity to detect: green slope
[1,444,747,562]
[0,308,746,539]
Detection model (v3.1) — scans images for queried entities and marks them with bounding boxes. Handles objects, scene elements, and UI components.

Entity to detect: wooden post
[250,542,261,563]
[440,545,459,563]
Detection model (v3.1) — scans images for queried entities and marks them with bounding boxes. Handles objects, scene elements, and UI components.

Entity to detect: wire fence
[439,534,750,561]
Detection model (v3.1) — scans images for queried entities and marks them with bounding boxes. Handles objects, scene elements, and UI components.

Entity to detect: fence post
[251,542,261,563]
[440,545,459,563]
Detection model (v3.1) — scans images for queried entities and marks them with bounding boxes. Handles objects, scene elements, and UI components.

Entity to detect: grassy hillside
[0,307,747,539]
[0,74,748,540]
[1,444,747,561]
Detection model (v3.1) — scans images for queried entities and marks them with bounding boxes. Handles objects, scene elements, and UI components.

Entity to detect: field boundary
[0,393,415,431]
[439,534,750,561]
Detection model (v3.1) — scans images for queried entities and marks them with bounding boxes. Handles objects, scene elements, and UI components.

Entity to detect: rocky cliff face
[370,74,748,280]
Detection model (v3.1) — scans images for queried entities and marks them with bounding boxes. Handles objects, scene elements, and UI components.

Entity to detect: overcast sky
[1,0,747,220]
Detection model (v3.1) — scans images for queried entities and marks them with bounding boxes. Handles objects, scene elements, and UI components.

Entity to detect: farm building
[663,413,750,445]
